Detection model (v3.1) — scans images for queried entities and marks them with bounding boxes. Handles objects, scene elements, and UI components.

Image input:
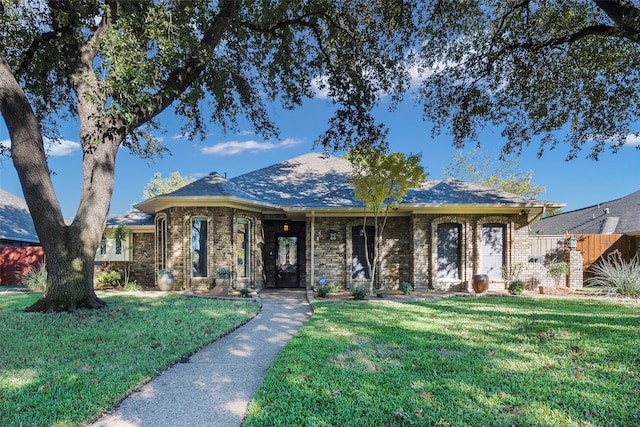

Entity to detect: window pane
[482,224,505,280]
[237,219,249,278]
[352,225,374,280]
[191,218,208,277]
[437,223,460,279]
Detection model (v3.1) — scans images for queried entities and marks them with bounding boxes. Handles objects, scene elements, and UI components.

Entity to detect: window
[95,232,129,262]
[100,234,107,255]
[158,217,167,270]
[482,224,505,280]
[237,219,250,278]
[191,217,208,277]
[437,223,461,280]
[352,225,374,280]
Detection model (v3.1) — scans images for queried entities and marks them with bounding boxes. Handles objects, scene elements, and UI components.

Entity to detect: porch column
[563,249,584,289]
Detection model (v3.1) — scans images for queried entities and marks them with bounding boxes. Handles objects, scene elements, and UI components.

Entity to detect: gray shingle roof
[0,189,39,244]
[231,153,356,208]
[529,189,640,235]
[131,152,561,219]
[106,210,155,227]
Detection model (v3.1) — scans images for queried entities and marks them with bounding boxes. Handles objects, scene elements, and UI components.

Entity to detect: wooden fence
[571,234,637,272]
[528,234,637,273]
[0,246,45,285]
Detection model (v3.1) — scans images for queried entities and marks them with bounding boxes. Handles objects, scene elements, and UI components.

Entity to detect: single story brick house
[98,152,564,292]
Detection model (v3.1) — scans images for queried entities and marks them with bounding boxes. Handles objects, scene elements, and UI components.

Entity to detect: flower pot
[157,273,174,291]
[215,273,230,287]
[472,274,489,293]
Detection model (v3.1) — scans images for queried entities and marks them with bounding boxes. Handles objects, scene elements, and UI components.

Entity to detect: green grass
[245,297,640,427]
[0,293,259,426]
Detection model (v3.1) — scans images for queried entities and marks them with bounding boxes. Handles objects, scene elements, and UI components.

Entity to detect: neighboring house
[529,189,640,266]
[101,153,564,292]
[0,188,39,247]
[0,189,42,285]
[530,189,640,236]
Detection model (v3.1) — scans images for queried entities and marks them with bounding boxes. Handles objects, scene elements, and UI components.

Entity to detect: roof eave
[133,196,278,214]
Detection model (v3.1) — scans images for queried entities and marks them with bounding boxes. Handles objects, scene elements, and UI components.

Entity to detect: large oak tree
[416,0,640,160]
[0,0,417,312]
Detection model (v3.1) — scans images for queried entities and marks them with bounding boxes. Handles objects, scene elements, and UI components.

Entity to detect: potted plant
[157,268,174,291]
[215,268,231,287]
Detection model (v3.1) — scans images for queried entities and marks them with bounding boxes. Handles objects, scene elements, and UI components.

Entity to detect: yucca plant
[586,251,640,298]
[15,262,48,292]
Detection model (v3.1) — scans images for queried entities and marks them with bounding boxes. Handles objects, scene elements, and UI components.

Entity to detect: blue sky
[1,90,639,220]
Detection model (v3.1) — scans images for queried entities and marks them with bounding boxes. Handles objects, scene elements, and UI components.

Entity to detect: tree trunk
[1,56,114,312]
[25,230,106,312]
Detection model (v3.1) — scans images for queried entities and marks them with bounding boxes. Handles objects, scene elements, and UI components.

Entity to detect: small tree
[142,171,195,200]
[443,148,546,199]
[348,148,426,294]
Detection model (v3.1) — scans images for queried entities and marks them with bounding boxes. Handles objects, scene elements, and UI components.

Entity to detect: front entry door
[276,235,298,287]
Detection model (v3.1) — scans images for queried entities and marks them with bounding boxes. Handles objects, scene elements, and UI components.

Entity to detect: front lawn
[245,296,640,426]
[0,293,259,426]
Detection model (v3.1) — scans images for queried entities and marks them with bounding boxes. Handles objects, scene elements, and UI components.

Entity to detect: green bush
[352,288,367,300]
[316,281,338,298]
[316,286,331,298]
[15,263,47,292]
[586,252,640,298]
[400,281,413,295]
[547,262,569,286]
[122,281,142,291]
[508,280,525,295]
[95,271,122,289]
[239,288,251,298]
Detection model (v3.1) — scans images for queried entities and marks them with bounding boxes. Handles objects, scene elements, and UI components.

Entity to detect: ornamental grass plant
[586,251,640,298]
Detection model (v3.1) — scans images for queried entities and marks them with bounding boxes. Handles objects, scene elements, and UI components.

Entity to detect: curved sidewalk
[90,289,311,427]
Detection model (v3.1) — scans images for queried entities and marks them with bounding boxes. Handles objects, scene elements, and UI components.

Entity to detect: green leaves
[417,0,640,160]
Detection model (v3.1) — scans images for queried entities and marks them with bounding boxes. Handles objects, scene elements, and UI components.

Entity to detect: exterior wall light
[566,236,578,251]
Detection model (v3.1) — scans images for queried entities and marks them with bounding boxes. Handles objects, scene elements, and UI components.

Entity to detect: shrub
[122,281,142,292]
[15,263,47,291]
[586,252,640,298]
[316,281,338,298]
[508,280,525,295]
[352,288,367,300]
[400,281,413,295]
[95,271,122,289]
[239,288,251,298]
[316,286,331,298]
[547,262,569,286]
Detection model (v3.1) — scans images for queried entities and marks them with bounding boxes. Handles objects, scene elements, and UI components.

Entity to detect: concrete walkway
[90,289,311,427]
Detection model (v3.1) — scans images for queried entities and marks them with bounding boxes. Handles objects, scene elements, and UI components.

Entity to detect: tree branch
[129,0,239,130]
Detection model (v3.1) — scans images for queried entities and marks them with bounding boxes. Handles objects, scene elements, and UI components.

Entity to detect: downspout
[527,206,547,225]
[310,211,315,290]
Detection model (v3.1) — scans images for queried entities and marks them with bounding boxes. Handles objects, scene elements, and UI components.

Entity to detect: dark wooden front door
[275,235,299,287]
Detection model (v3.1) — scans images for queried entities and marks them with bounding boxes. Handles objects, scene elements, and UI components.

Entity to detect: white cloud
[624,134,640,146]
[45,138,80,156]
[311,76,331,99]
[201,138,302,156]
[0,138,80,156]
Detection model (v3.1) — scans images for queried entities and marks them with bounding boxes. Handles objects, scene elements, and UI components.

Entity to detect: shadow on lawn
[296,298,640,426]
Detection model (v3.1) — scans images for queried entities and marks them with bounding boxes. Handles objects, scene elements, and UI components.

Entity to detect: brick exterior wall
[306,216,413,291]
[117,209,540,294]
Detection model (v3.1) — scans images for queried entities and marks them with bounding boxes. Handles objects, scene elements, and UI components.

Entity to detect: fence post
[562,249,583,289]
